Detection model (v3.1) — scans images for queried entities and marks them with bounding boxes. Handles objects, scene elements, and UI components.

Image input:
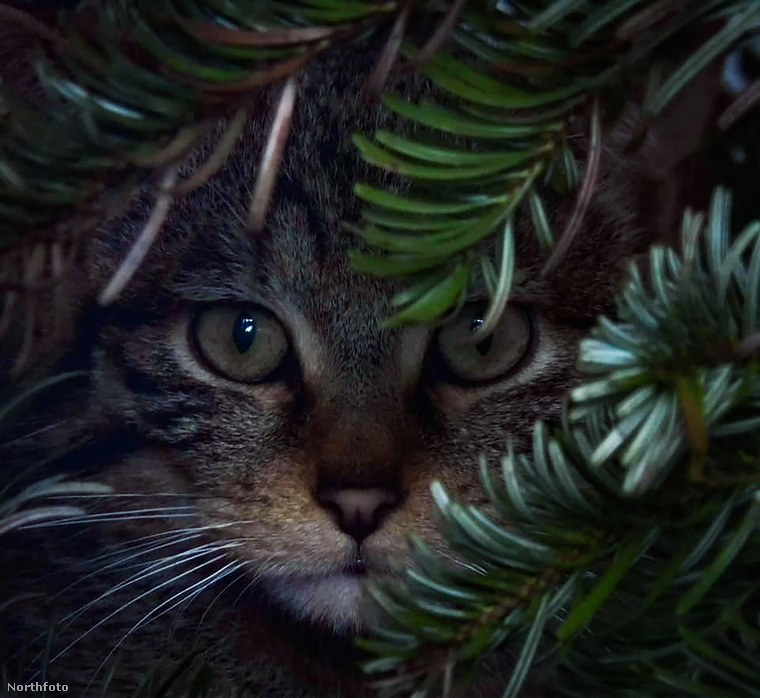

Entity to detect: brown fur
[0,33,720,697]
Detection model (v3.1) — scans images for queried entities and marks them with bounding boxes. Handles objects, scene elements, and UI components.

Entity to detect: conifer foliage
[1,1,759,697]
[360,189,760,697]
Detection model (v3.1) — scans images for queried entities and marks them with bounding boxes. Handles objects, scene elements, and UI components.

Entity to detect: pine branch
[349,0,760,326]
[0,0,402,369]
[360,189,760,698]
[0,0,389,245]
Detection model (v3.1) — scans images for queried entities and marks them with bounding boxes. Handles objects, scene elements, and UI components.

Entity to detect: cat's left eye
[192,305,288,382]
[437,302,532,383]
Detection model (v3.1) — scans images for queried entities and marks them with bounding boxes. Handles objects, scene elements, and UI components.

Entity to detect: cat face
[85,221,583,632]
[65,48,663,637]
[0,29,723,693]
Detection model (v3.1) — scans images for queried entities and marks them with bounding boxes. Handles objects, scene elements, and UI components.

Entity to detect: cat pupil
[232,312,257,354]
[469,315,493,356]
[476,336,494,356]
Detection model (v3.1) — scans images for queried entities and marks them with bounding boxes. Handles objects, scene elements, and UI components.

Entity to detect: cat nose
[317,485,400,543]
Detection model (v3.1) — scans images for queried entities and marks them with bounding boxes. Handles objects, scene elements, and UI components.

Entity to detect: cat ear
[610,59,727,244]
[639,62,724,174]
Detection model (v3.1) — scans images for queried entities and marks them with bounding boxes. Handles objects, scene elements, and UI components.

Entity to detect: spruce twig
[361,189,760,697]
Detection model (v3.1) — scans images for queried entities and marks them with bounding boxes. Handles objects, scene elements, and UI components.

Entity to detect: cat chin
[262,573,372,634]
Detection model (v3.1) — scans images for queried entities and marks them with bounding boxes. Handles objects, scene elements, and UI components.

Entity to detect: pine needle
[98,167,178,306]
[413,0,467,67]
[541,96,601,277]
[364,0,413,96]
[170,109,249,196]
[719,77,760,131]
[247,76,298,234]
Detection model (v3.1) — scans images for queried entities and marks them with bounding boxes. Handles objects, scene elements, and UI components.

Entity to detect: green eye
[437,303,532,383]
[193,305,288,382]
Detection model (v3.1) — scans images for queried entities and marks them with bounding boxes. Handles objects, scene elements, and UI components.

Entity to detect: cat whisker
[51,546,242,665]
[196,566,248,630]
[47,505,194,515]
[226,547,299,610]
[47,492,206,499]
[230,563,260,610]
[76,520,260,554]
[19,544,240,681]
[38,521,262,591]
[23,509,260,531]
[90,529,214,561]
[50,533,208,601]
[17,533,215,656]
[20,508,199,529]
[21,533,256,673]
[57,542,242,630]
[0,421,67,449]
[86,559,245,693]
[83,528,210,560]
[38,528,223,588]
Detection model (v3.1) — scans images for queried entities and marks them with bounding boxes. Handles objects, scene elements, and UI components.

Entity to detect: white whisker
[229,552,286,609]
[48,492,206,499]
[51,534,207,601]
[57,542,242,630]
[53,506,193,515]
[79,521,258,554]
[196,566,248,630]
[0,422,65,449]
[51,547,241,664]
[21,510,199,529]
[48,523,259,604]
[86,559,244,692]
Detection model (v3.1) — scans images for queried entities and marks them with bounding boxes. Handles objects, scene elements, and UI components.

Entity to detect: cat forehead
[166,120,397,311]
[162,49,408,318]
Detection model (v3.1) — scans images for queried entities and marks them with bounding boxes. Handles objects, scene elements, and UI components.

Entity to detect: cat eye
[192,305,289,382]
[437,303,532,383]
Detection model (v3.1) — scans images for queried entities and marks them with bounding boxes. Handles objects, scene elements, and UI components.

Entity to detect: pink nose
[317,486,399,542]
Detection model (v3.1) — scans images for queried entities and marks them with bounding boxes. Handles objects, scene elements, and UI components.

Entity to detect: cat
[0,23,722,698]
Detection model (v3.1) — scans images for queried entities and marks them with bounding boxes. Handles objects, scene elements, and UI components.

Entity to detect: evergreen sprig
[0,0,391,247]
[349,0,760,327]
[360,189,760,698]
[572,187,760,495]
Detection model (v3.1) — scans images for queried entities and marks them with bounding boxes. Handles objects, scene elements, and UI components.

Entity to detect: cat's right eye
[192,305,289,382]
[436,302,533,384]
